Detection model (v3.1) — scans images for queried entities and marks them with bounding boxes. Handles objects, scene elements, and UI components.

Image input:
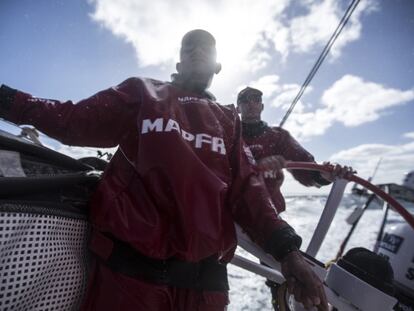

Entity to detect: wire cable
[279,0,361,127]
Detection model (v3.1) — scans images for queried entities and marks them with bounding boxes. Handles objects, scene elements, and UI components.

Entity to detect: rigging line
[368,157,382,182]
[279,0,361,127]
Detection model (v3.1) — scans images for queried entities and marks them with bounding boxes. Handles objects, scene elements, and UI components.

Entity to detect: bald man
[0,30,327,311]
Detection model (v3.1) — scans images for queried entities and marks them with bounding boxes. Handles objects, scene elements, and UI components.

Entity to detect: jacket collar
[241,120,268,138]
[170,73,216,101]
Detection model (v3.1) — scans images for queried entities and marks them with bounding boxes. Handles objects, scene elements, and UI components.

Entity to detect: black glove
[265,225,302,261]
[312,171,332,186]
[0,84,17,117]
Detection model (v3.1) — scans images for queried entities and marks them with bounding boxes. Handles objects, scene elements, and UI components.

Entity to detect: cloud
[89,0,377,72]
[237,74,413,141]
[283,75,414,140]
[404,132,414,139]
[89,0,286,73]
[321,75,414,126]
[329,138,414,185]
[243,75,281,98]
[242,75,313,113]
[257,0,377,62]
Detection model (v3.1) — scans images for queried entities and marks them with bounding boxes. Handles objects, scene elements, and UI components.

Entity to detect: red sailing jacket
[241,121,326,213]
[2,77,289,262]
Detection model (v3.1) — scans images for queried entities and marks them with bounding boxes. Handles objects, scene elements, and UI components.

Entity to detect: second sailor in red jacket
[237,86,353,310]
[236,86,350,213]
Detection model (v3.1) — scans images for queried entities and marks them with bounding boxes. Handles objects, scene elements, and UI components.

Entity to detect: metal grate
[0,204,90,311]
[20,157,74,177]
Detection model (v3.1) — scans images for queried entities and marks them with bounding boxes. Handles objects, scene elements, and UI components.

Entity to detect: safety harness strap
[89,229,229,291]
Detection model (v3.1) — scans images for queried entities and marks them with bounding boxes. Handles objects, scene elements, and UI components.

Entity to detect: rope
[279,0,361,127]
[275,282,290,311]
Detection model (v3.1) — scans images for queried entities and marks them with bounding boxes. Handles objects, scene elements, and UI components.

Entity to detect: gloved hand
[281,251,329,311]
[320,161,356,182]
[256,155,286,172]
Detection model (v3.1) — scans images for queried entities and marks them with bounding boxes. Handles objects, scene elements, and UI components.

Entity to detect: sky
[0,0,413,194]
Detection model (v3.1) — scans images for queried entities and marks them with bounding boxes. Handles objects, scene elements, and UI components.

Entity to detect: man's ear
[236,105,241,113]
[214,63,222,74]
[261,103,264,112]
[176,62,182,73]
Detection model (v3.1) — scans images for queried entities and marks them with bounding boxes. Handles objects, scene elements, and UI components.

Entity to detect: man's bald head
[176,29,221,93]
[180,29,216,59]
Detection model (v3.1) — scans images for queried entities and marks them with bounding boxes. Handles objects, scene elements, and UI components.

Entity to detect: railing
[232,162,414,311]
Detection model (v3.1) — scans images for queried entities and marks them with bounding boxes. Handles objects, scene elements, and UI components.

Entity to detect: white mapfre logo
[177,96,205,104]
[141,118,226,155]
[28,97,57,105]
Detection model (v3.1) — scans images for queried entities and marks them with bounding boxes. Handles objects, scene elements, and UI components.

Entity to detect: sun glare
[166,1,280,87]
[210,13,271,75]
[91,0,286,99]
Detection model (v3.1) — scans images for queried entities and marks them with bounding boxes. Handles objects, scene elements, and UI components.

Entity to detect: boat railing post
[373,185,390,253]
[306,178,348,257]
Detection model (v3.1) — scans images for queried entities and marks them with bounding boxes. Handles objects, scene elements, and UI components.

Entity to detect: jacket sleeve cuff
[312,171,332,186]
[0,84,18,117]
[265,225,302,261]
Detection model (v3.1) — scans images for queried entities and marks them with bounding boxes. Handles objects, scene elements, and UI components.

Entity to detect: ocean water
[227,194,414,310]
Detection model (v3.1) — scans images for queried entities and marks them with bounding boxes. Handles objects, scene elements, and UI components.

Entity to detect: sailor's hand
[320,161,356,182]
[281,251,328,311]
[257,155,286,172]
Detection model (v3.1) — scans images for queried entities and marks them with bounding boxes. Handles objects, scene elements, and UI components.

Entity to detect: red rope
[285,161,414,230]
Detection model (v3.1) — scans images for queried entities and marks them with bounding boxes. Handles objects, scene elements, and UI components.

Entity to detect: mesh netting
[0,203,90,311]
